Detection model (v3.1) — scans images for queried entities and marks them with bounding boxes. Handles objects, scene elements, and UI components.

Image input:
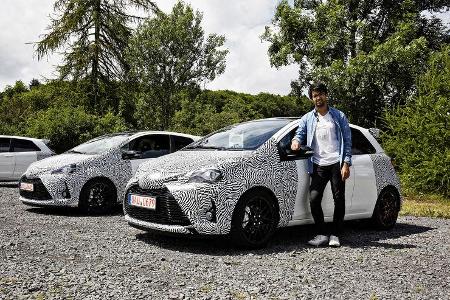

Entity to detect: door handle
[4,154,13,157]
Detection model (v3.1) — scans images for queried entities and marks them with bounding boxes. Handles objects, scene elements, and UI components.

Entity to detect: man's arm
[340,113,352,166]
[340,112,352,180]
[291,116,307,150]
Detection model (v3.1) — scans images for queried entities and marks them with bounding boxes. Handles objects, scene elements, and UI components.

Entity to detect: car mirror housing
[281,146,314,161]
[122,150,142,160]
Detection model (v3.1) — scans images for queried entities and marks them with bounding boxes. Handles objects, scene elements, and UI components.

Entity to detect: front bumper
[19,174,79,207]
[124,182,227,235]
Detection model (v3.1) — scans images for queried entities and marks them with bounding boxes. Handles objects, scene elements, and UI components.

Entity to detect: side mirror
[122,150,142,160]
[285,146,314,160]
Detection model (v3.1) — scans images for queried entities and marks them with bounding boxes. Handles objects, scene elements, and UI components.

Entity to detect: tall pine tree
[36,0,157,111]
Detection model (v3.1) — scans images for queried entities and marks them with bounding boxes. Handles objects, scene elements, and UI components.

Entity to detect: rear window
[12,139,41,152]
[0,138,11,152]
[351,128,376,155]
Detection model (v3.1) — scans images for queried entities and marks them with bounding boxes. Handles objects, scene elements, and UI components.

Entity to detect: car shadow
[134,220,434,256]
[25,205,124,217]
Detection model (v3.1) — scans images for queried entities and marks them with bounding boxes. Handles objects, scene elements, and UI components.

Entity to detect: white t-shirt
[312,112,340,166]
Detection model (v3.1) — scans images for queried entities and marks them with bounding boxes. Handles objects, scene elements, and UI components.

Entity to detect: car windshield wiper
[184,145,227,150]
[66,150,85,154]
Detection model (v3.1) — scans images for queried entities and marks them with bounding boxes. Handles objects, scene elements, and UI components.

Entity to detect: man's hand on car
[291,140,301,151]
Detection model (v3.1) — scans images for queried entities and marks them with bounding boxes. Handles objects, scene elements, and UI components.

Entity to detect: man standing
[291,82,352,247]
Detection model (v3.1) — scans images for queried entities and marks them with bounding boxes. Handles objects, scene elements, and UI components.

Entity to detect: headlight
[187,168,222,183]
[51,164,78,175]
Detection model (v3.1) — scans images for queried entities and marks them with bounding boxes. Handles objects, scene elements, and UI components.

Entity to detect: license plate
[20,182,34,192]
[128,194,156,210]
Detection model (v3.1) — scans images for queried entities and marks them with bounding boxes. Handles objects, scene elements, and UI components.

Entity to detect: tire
[371,186,400,229]
[230,189,279,248]
[79,179,117,214]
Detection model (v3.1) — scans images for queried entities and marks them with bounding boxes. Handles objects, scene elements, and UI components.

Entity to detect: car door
[278,127,354,220]
[125,134,171,174]
[0,138,14,180]
[11,138,40,179]
[348,127,378,215]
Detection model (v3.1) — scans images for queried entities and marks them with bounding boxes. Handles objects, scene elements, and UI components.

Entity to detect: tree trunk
[91,0,101,110]
[348,0,358,61]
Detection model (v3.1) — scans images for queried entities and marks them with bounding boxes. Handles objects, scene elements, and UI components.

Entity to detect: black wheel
[371,186,400,229]
[79,179,117,214]
[230,190,279,248]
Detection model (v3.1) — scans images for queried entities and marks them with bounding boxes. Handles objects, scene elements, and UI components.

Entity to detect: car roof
[99,131,201,140]
[0,135,46,142]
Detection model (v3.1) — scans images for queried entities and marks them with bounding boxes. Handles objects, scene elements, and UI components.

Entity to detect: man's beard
[316,101,325,107]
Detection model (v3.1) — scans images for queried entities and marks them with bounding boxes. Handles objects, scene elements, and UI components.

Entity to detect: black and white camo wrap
[126,138,299,235]
[370,154,402,202]
[20,151,132,207]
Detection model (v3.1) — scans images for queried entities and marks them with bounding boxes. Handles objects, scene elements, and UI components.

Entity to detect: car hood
[135,150,253,186]
[25,153,98,176]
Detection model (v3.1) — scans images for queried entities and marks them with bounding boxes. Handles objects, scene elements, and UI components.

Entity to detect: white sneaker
[307,235,329,246]
[328,235,340,247]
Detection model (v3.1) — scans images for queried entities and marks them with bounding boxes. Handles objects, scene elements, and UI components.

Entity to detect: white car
[124,118,401,248]
[0,135,54,181]
[19,131,200,213]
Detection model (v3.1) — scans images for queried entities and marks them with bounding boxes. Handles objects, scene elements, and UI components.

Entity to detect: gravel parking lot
[1,185,449,300]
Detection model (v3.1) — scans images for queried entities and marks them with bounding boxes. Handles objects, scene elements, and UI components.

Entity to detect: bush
[382,46,450,198]
[26,107,127,153]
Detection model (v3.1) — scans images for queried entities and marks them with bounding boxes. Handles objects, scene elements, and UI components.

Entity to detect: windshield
[68,134,130,155]
[185,119,292,151]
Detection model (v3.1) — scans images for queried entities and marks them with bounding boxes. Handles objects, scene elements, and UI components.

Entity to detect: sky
[0,1,448,95]
[0,0,298,95]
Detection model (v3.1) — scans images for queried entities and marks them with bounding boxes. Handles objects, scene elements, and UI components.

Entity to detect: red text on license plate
[129,194,156,210]
[20,182,34,192]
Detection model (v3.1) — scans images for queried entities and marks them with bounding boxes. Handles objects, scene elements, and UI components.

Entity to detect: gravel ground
[1,185,449,300]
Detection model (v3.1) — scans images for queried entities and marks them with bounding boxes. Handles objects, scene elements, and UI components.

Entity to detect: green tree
[36,0,157,111]
[126,1,228,130]
[382,46,450,197]
[263,0,449,126]
[171,90,311,135]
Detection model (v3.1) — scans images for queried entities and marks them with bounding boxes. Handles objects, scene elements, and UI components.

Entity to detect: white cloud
[0,0,297,94]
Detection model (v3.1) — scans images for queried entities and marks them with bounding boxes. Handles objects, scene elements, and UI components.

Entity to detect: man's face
[311,90,328,108]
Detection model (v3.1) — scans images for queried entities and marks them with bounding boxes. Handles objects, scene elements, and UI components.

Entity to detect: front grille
[19,176,52,200]
[124,185,191,226]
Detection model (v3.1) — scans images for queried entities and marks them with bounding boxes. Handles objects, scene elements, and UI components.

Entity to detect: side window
[172,135,194,152]
[0,138,11,152]
[278,127,298,158]
[129,135,171,159]
[12,139,41,152]
[351,128,376,155]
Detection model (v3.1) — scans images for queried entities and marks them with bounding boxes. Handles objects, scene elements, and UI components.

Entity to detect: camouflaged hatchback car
[19,131,199,213]
[124,118,401,247]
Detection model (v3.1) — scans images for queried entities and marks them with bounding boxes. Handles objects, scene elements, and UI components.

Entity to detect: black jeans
[310,162,345,236]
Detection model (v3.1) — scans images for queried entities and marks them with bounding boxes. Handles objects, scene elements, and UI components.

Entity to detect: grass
[400,192,450,219]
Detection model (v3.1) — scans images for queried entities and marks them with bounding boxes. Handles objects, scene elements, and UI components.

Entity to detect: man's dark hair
[308,82,328,99]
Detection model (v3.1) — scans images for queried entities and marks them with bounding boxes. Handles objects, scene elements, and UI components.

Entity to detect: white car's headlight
[51,164,78,175]
[187,168,222,183]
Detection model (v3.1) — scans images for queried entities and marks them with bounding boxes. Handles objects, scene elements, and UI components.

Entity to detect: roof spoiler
[368,128,381,140]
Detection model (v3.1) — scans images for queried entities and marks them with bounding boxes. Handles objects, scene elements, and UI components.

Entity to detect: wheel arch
[235,185,280,222]
[378,184,401,207]
[79,176,118,202]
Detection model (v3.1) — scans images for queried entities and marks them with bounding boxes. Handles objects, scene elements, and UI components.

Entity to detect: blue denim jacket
[292,106,352,174]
